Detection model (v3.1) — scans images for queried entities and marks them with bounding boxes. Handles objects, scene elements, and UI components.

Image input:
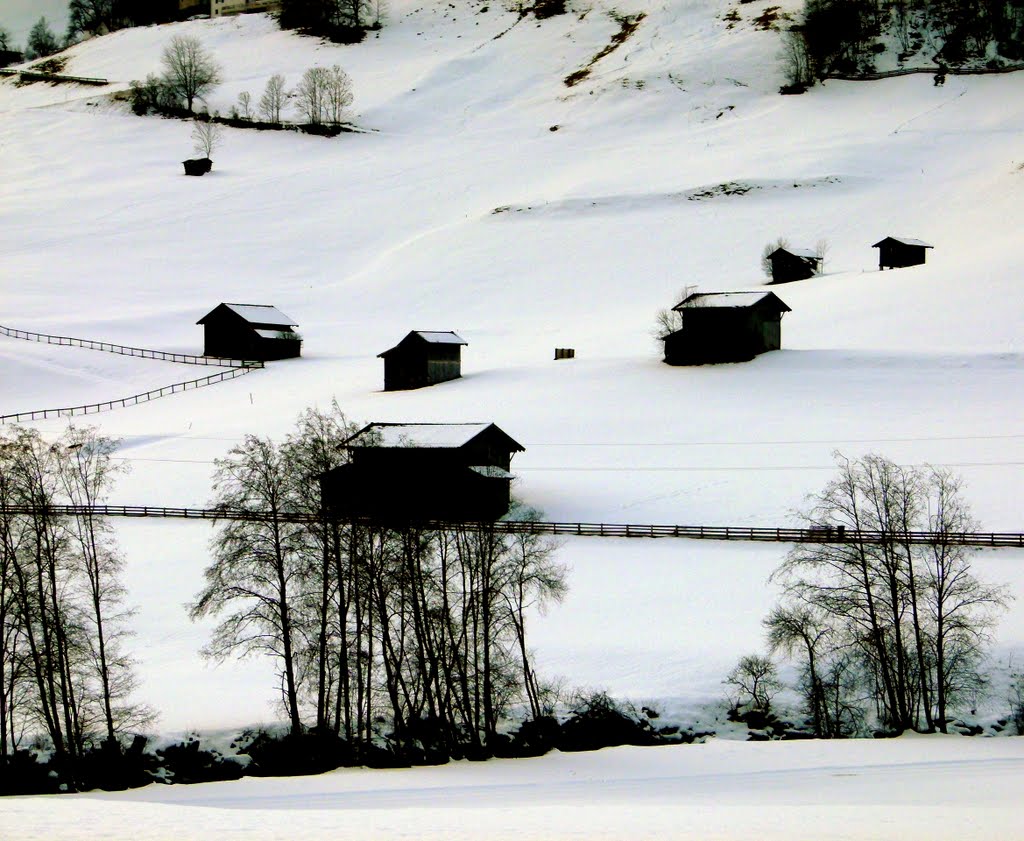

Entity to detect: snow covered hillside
[1,0,1023,814]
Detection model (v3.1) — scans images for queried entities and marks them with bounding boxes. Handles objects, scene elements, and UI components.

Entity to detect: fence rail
[0,324,261,368]
[0,68,110,85]
[823,63,1024,81]
[0,366,257,424]
[1,504,1021,548]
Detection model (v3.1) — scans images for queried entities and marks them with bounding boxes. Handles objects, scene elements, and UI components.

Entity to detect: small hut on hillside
[319,422,525,523]
[378,331,467,391]
[197,303,301,361]
[768,246,820,283]
[662,291,791,365]
[873,237,933,270]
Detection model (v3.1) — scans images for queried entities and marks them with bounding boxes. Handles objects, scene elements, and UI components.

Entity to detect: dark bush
[557,692,661,752]
[158,736,245,785]
[238,729,355,776]
[0,750,59,795]
[75,736,156,791]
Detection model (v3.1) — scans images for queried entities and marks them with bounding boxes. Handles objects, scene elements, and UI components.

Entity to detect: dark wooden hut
[378,331,467,391]
[768,246,820,283]
[196,303,301,361]
[319,422,525,523]
[183,157,213,176]
[662,291,791,365]
[873,237,933,269]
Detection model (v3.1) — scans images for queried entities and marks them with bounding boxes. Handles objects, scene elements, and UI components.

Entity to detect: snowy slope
[2,0,1023,753]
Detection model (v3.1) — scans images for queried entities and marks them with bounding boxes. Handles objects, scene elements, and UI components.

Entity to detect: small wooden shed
[197,303,301,361]
[769,246,820,283]
[873,237,933,270]
[662,291,791,365]
[378,331,467,391]
[319,422,525,523]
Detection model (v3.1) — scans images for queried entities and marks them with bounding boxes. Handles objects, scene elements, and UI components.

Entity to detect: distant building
[873,237,933,270]
[210,0,282,17]
[662,291,791,365]
[378,331,467,391]
[768,246,820,283]
[196,303,301,361]
[319,422,525,523]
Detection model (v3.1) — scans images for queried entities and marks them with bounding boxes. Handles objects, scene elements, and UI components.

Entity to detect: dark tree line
[279,0,380,42]
[782,0,1024,87]
[67,0,182,41]
[191,404,566,761]
[0,426,150,787]
[763,454,1008,736]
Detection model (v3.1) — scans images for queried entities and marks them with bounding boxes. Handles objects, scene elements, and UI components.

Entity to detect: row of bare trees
[0,426,150,782]
[234,66,354,127]
[190,404,566,759]
[761,454,1008,735]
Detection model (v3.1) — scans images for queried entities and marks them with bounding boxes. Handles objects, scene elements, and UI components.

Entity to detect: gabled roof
[872,237,933,248]
[197,303,297,327]
[378,331,467,357]
[672,291,791,312]
[344,422,525,452]
[770,246,819,260]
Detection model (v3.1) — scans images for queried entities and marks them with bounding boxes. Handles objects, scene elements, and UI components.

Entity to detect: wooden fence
[1,504,1021,548]
[0,324,261,368]
[0,68,109,85]
[824,63,1024,81]
[0,366,257,424]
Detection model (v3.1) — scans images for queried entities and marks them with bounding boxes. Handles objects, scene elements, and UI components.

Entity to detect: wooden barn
[319,422,525,523]
[197,303,301,361]
[873,237,933,269]
[662,291,791,365]
[378,331,467,391]
[768,246,820,283]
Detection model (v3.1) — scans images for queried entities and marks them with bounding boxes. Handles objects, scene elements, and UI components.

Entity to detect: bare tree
[724,654,782,712]
[295,66,330,125]
[815,238,830,274]
[775,453,1009,733]
[160,34,222,114]
[324,65,354,125]
[191,120,223,159]
[652,285,697,340]
[761,236,789,278]
[237,91,253,121]
[191,436,305,737]
[921,467,1009,731]
[295,65,353,126]
[258,74,288,124]
[779,26,813,89]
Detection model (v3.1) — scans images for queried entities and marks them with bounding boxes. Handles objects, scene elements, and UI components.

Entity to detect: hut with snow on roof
[873,237,933,270]
[197,303,301,361]
[319,422,525,523]
[662,291,791,365]
[378,331,467,391]
[768,246,820,283]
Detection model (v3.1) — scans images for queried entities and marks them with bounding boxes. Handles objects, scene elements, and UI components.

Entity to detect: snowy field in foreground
[2,3,1024,828]
[3,736,1022,840]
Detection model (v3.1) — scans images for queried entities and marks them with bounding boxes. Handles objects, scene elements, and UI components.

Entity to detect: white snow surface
[350,421,495,447]
[2,3,1024,833]
[3,736,1022,840]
